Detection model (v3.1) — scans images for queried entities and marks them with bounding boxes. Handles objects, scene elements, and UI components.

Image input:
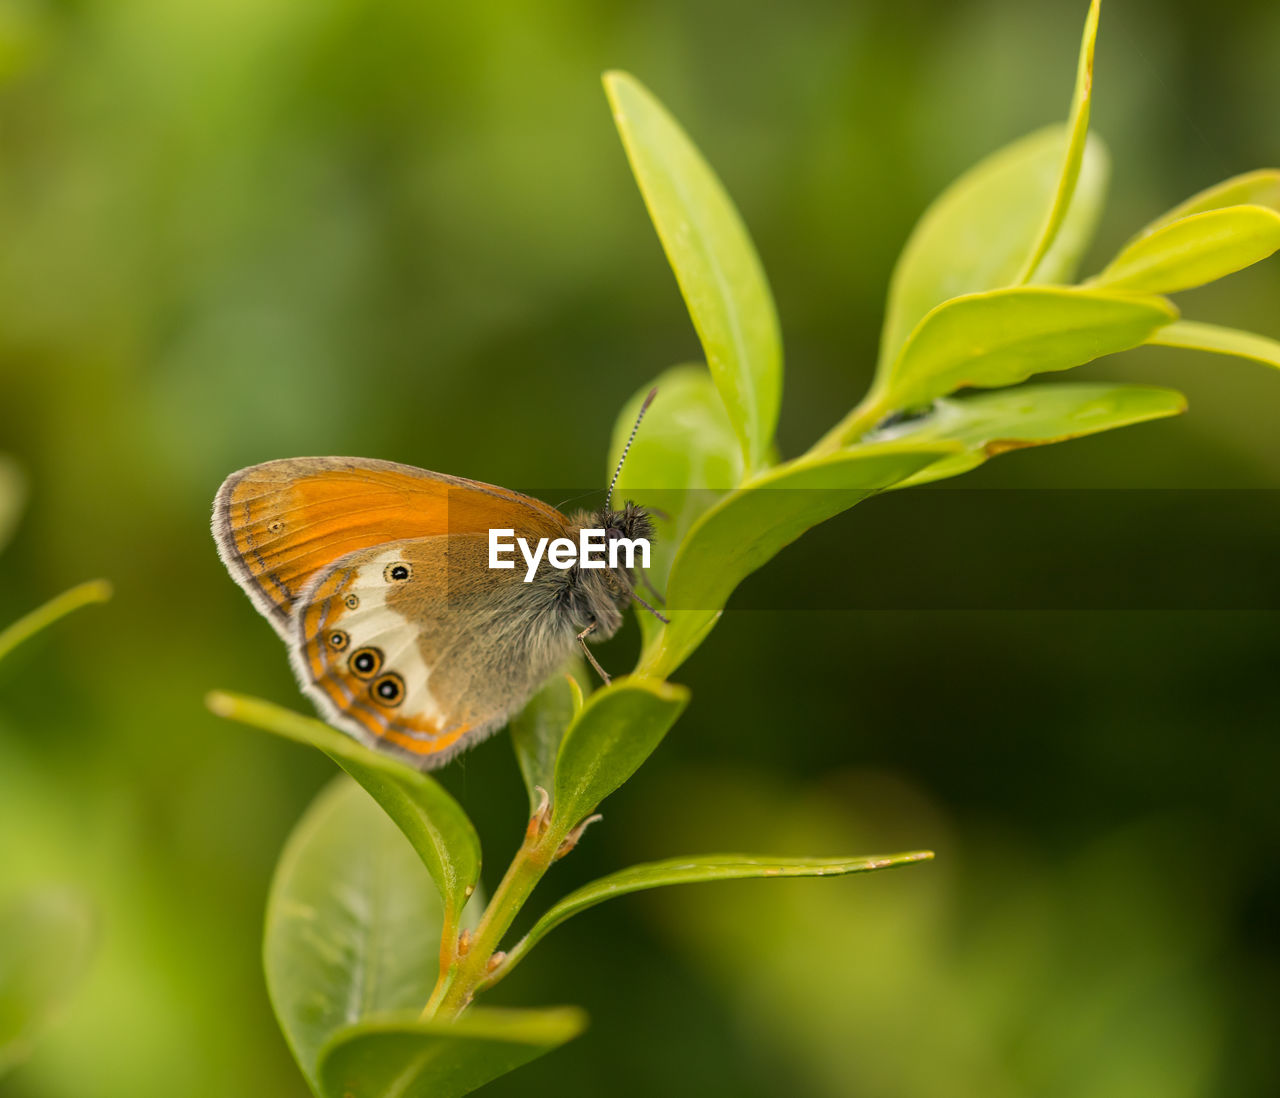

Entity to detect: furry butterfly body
[212,457,653,768]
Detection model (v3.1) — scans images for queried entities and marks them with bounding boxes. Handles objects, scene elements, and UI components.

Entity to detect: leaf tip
[644,677,693,708]
[81,578,114,604]
[865,850,936,870]
[205,690,235,718]
[601,69,636,111]
[540,1004,592,1040]
[599,673,690,707]
[564,672,585,716]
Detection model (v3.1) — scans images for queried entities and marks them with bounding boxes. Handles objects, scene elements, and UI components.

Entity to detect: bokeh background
[2,0,1277,1095]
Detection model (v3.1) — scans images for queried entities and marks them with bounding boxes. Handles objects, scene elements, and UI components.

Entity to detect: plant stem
[810,392,892,455]
[424,818,561,1020]
[0,580,113,664]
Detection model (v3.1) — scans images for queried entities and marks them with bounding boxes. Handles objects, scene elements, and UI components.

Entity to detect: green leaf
[605,71,782,470]
[316,1006,587,1098]
[1132,168,1280,237]
[1018,0,1101,282]
[207,692,481,941]
[874,383,1188,487]
[492,851,932,985]
[875,286,1177,413]
[510,672,582,814]
[878,126,1110,372]
[551,677,689,832]
[264,776,467,1087]
[1090,205,1280,294]
[1147,320,1280,370]
[640,443,957,678]
[0,580,113,665]
[0,887,95,1077]
[607,367,745,652]
[0,456,24,556]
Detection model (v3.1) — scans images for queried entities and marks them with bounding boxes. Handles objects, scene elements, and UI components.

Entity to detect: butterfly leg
[638,568,666,606]
[631,590,669,625]
[577,622,611,685]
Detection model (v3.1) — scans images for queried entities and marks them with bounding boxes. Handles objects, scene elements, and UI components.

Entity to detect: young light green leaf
[1147,320,1280,370]
[876,286,1177,413]
[639,443,957,678]
[874,383,1187,487]
[264,777,461,1087]
[605,72,782,470]
[0,457,24,556]
[207,692,481,941]
[1132,168,1280,238]
[878,126,1110,372]
[1090,205,1280,294]
[608,366,745,581]
[607,367,745,650]
[0,887,95,1077]
[488,851,933,987]
[551,677,690,832]
[510,672,582,814]
[0,580,113,665]
[316,1006,587,1098]
[1018,0,1101,282]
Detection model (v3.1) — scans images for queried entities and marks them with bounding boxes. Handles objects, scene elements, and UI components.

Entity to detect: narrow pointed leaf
[551,678,689,832]
[877,287,1177,412]
[1148,320,1280,370]
[264,777,455,1086]
[317,1006,587,1098]
[605,72,782,470]
[1019,0,1101,282]
[873,383,1187,487]
[207,692,481,939]
[490,851,933,986]
[879,126,1109,372]
[640,443,957,677]
[0,580,113,665]
[0,888,95,1076]
[1134,168,1280,238]
[510,672,582,814]
[1091,205,1280,294]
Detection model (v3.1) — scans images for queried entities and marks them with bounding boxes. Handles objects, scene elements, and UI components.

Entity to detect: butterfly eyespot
[344,594,360,610]
[371,673,405,707]
[327,630,349,651]
[349,647,383,679]
[384,562,413,583]
[267,520,285,534]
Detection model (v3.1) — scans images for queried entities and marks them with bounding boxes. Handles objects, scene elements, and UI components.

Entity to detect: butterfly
[211,394,662,769]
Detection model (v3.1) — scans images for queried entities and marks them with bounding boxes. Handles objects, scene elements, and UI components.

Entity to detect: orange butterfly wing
[213,457,570,638]
[287,534,562,767]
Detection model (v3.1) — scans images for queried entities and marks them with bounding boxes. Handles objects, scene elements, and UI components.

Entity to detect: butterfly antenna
[606,387,658,511]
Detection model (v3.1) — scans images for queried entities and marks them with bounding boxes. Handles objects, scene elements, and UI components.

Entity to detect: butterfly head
[561,501,655,640]
[557,388,662,643]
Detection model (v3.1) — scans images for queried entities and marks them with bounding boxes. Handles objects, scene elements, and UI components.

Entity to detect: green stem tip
[0,579,113,664]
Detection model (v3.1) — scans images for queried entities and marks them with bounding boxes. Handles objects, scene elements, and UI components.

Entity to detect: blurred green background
[1,0,1277,1095]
